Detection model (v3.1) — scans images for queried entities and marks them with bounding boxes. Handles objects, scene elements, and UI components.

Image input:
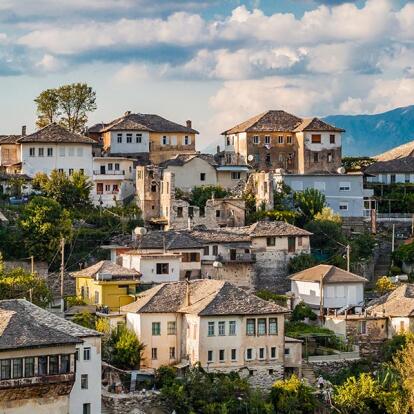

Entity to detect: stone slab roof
[159,153,218,168]
[365,157,414,174]
[102,113,199,134]
[121,279,287,316]
[368,283,414,317]
[135,231,204,250]
[222,110,343,135]
[289,264,367,284]
[0,300,88,351]
[375,141,414,161]
[71,260,140,279]
[0,135,20,144]
[18,123,95,144]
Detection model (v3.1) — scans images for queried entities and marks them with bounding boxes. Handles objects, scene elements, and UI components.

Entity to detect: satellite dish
[134,227,147,236]
[337,167,346,174]
[247,155,254,162]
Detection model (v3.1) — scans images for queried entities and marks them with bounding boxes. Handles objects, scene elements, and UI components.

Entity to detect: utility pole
[346,244,350,272]
[60,237,65,313]
[30,255,34,274]
[391,224,395,267]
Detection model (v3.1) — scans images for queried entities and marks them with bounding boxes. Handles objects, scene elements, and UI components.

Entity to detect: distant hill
[324,105,414,157]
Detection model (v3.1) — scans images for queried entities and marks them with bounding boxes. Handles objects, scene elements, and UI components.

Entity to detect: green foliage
[190,185,230,209]
[0,256,52,307]
[72,311,96,329]
[8,176,27,197]
[342,157,375,172]
[288,253,319,274]
[322,359,374,385]
[255,290,288,306]
[65,296,86,307]
[314,207,342,224]
[18,196,72,261]
[294,188,326,224]
[393,241,414,264]
[304,219,345,252]
[291,302,317,322]
[270,375,317,414]
[350,233,376,262]
[375,276,396,295]
[273,182,293,210]
[35,83,97,132]
[381,334,413,362]
[155,366,177,389]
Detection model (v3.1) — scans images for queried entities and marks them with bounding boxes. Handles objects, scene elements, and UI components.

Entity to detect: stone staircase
[301,361,316,386]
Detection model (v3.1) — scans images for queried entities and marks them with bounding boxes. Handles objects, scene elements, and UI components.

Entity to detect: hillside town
[1,84,414,414]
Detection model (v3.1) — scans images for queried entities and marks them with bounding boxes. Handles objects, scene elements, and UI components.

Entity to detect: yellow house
[71,260,141,311]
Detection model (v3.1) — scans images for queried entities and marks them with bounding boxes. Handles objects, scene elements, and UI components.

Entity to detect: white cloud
[35,53,63,72]
[339,97,365,114]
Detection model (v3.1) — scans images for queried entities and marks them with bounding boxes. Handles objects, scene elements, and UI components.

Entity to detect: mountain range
[324,105,414,157]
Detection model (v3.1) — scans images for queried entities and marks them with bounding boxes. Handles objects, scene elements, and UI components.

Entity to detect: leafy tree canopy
[314,207,342,224]
[190,185,229,209]
[375,276,396,296]
[294,188,326,224]
[288,253,319,274]
[291,301,317,322]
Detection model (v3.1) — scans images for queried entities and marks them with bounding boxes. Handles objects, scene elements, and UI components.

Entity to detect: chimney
[21,125,26,136]
[124,111,132,116]
[185,278,191,306]
[186,120,192,129]
[216,145,220,154]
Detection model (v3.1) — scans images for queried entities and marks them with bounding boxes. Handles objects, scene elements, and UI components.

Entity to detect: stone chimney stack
[21,125,26,136]
[186,120,192,129]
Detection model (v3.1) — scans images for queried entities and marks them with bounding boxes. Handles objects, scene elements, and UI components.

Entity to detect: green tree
[381,334,412,362]
[18,196,72,261]
[72,311,96,330]
[294,188,326,223]
[34,83,97,133]
[291,301,317,321]
[288,253,319,274]
[314,206,342,224]
[190,185,229,209]
[270,375,317,414]
[110,326,145,370]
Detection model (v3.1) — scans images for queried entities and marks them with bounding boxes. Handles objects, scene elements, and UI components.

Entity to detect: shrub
[288,253,318,274]
[375,276,396,295]
[291,302,317,321]
[255,290,288,306]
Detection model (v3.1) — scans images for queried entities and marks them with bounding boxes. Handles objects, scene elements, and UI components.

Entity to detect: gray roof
[135,230,204,250]
[0,299,88,351]
[0,135,20,144]
[71,260,140,280]
[18,123,95,144]
[375,141,414,161]
[368,283,414,317]
[289,265,367,283]
[365,157,414,174]
[102,113,198,134]
[121,280,288,316]
[159,153,218,168]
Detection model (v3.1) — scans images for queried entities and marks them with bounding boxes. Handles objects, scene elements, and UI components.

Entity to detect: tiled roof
[0,300,88,351]
[159,153,218,168]
[375,141,414,161]
[368,283,414,317]
[18,123,95,144]
[135,231,204,250]
[102,113,199,134]
[249,221,312,237]
[0,135,20,144]
[71,260,141,279]
[87,122,109,133]
[222,110,343,134]
[121,279,288,315]
[365,157,414,174]
[289,265,367,283]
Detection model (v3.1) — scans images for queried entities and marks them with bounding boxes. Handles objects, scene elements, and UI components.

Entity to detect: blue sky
[0,0,413,150]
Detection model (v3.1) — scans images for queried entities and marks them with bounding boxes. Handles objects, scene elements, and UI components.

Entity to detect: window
[259,348,265,359]
[231,172,241,180]
[200,173,206,181]
[297,236,303,247]
[13,359,23,378]
[126,133,132,143]
[266,153,271,164]
[231,349,237,361]
[267,237,275,247]
[38,148,44,157]
[151,183,157,192]
[83,403,91,414]
[60,355,70,374]
[116,133,122,143]
[94,291,99,304]
[68,147,75,156]
[278,135,284,144]
[311,134,321,143]
[216,209,221,218]
[313,152,319,163]
[49,355,59,375]
[327,153,333,163]
[0,360,11,380]
[219,349,225,362]
[265,135,271,144]
[75,350,79,361]
[38,356,47,376]
[169,347,176,359]
[269,318,278,335]
[218,321,225,336]
[208,322,215,336]
[81,374,88,389]
[390,174,396,184]
[270,347,277,359]
[358,320,368,335]
[339,182,351,191]
[29,147,35,156]
[400,320,406,332]
[136,133,142,143]
[151,348,158,360]
[58,168,64,173]
[188,206,194,217]
[152,322,161,336]
[208,350,213,362]
[199,206,205,217]
[405,173,410,183]
[156,263,169,274]
[115,163,120,171]
[182,253,200,263]
[284,348,290,355]
[83,347,91,361]
[47,147,53,157]
[330,134,335,144]
[59,147,65,157]
[279,154,284,162]
[68,168,74,175]
[108,163,113,171]
[229,321,236,336]
[24,357,34,377]
[246,348,253,360]
[162,136,169,145]
[184,136,190,145]
[253,135,259,144]
[77,147,83,157]
[246,319,256,336]
[288,236,296,253]
[258,319,267,335]
[339,203,348,211]
[105,184,111,192]
[80,168,84,174]
[286,136,292,144]
[212,245,218,256]
[167,321,176,335]
[203,246,210,256]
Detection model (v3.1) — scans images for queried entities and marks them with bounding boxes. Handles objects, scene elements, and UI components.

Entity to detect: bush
[110,326,145,370]
[255,290,288,306]
[155,366,177,389]
[291,302,317,321]
[381,334,413,362]
[288,253,318,274]
[72,311,96,329]
[190,186,229,209]
[375,276,396,295]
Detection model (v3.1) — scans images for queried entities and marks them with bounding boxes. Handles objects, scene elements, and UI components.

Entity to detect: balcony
[0,372,75,390]
[216,253,256,263]
[93,170,126,180]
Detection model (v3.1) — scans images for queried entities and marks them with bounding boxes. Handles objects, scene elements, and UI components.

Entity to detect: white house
[92,156,135,207]
[290,265,367,312]
[365,157,414,185]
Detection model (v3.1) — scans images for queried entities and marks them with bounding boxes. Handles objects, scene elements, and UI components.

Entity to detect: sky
[0,0,413,150]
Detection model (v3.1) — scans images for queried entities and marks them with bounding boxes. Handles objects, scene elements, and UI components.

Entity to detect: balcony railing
[93,170,125,175]
[0,372,75,389]
[216,253,256,263]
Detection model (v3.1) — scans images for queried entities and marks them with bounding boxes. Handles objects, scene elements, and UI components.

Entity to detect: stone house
[222,110,344,174]
[0,299,101,414]
[290,265,367,315]
[121,279,302,387]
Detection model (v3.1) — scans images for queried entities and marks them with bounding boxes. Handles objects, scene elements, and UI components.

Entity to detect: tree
[294,188,326,224]
[314,207,342,224]
[72,311,96,330]
[288,253,319,274]
[110,326,145,370]
[270,375,318,414]
[375,276,396,295]
[34,83,97,133]
[291,301,317,321]
[190,185,229,209]
[18,196,72,261]
[381,334,412,362]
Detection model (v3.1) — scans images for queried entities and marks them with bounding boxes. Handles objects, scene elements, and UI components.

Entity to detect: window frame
[152,322,161,336]
[246,318,256,336]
